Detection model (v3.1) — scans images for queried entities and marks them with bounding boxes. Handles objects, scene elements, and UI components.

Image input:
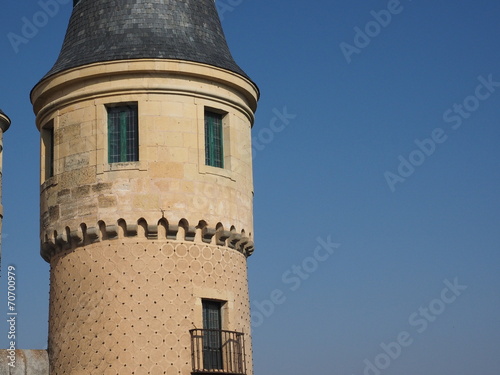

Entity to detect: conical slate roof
[43,0,249,80]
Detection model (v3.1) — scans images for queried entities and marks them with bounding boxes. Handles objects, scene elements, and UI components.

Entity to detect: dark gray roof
[42,0,249,80]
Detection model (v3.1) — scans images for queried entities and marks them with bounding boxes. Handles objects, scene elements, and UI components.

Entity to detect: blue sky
[1,1,500,374]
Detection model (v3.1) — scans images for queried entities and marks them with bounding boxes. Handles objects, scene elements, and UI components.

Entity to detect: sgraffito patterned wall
[48,239,252,375]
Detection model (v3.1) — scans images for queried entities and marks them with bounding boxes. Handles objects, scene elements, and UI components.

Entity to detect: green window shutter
[205,111,224,168]
[108,109,119,163]
[108,105,138,163]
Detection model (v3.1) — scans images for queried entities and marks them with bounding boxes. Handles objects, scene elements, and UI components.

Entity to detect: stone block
[161,101,184,118]
[56,189,71,201]
[182,133,197,148]
[71,185,90,199]
[59,167,96,190]
[64,153,90,172]
[80,122,93,138]
[163,132,183,147]
[78,203,95,217]
[92,182,112,193]
[98,195,117,208]
[61,123,80,142]
[48,205,60,222]
[132,194,158,210]
[149,162,184,179]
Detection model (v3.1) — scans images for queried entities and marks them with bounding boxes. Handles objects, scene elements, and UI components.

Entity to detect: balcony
[190,329,247,375]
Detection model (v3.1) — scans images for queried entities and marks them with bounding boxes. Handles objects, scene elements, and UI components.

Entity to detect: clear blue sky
[1,1,500,374]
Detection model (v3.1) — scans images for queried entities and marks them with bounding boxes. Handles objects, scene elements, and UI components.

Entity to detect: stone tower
[0,109,11,264]
[30,0,259,374]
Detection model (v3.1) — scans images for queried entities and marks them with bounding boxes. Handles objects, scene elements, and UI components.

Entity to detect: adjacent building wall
[0,350,49,375]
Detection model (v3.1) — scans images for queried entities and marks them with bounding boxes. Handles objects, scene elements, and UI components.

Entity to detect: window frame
[106,103,139,164]
[204,110,225,168]
[202,299,224,370]
[41,120,55,181]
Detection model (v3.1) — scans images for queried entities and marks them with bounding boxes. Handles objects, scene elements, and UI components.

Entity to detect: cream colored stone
[149,161,184,179]
[32,58,258,375]
[132,194,159,210]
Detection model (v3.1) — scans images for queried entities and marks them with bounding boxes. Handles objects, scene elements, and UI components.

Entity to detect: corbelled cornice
[41,217,255,262]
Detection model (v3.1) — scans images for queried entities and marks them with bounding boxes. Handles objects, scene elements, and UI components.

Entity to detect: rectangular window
[107,104,138,163]
[205,111,224,168]
[42,121,54,180]
[202,300,223,370]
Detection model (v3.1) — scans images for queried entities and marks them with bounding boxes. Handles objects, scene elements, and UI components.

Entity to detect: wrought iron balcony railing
[190,329,246,375]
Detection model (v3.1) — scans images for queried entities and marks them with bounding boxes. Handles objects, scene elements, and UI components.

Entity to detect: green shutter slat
[120,111,127,162]
[209,115,215,166]
[108,112,114,163]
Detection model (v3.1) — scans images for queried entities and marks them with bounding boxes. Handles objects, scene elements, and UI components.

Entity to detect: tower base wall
[48,239,253,375]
